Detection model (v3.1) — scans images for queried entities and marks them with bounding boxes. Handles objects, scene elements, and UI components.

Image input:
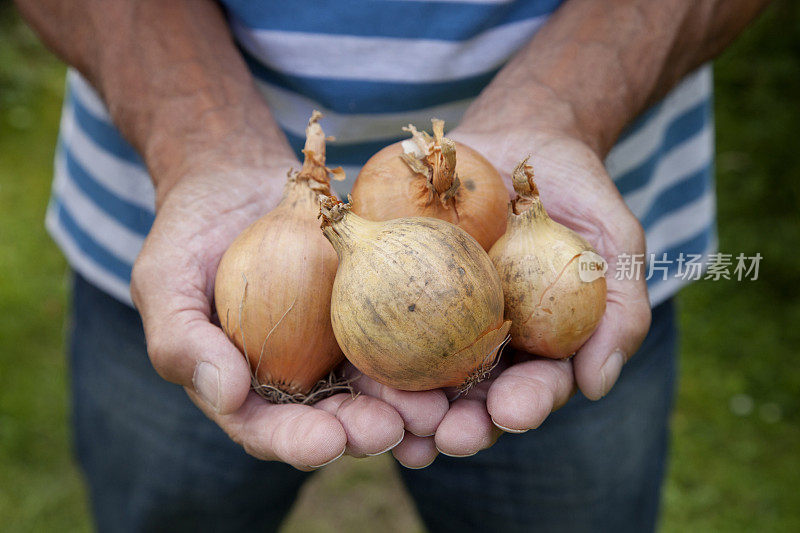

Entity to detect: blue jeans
[69,273,677,532]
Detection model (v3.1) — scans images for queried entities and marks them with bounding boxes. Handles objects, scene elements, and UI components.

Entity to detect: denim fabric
[68,273,676,532]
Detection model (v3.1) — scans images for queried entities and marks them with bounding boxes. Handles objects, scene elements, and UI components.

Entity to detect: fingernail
[436,447,477,458]
[491,419,529,434]
[397,456,437,470]
[599,350,625,398]
[193,362,221,412]
[365,430,405,457]
[308,448,346,469]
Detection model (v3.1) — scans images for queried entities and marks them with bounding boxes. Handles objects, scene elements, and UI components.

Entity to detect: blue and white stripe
[46,0,715,307]
[606,67,716,303]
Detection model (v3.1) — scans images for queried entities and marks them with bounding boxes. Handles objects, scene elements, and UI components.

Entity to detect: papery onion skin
[488,158,607,359]
[320,198,511,391]
[350,120,508,251]
[214,112,344,399]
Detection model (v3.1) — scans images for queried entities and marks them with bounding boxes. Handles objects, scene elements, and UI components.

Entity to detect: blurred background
[1,1,798,531]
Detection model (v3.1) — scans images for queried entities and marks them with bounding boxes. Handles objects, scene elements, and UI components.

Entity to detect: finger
[132,252,252,416]
[573,274,651,400]
[486,357,575,433]
[315,393,405,457]
[187,389,347,470]
[148,309,252,415]
[434,397,503,457]
[392,433,439,469]
[350,371,449,437]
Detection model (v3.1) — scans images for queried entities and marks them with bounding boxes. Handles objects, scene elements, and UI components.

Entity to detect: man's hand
[421,125,652,457]
[130,146,451,469]
[389,124,651,463]
[452,127,652,399]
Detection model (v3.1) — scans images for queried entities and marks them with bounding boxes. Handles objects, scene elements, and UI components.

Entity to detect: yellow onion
[350,119,508,251]
[319,197,511,392]
[489,157,607,359]
[214,112,346,402]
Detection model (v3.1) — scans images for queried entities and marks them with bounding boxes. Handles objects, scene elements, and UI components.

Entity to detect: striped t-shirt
[46,0,716,308]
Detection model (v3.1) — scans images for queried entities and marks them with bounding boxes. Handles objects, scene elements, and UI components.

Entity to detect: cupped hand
[414,124,652,458]
[131,149,449,470]
[389,350,575,465]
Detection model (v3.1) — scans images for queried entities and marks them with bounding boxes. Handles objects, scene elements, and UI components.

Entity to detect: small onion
[319,197,511,392]
[489,157,607,359]
[350,119,508,251]
[214,112,346,403]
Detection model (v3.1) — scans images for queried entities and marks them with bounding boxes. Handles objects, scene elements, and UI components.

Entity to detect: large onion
[214,112,346,402]
[489,157,607,359]
[319,197,511,392]
[350,119,508,251]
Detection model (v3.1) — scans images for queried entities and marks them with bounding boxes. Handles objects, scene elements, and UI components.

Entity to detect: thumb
[131,253,252,415]
[573,201,652,400]
[573,275,651,401]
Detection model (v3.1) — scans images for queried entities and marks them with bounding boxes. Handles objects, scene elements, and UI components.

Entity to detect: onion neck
[319,196,373,255]
[508,201,551,237]
[401,119,460,208]
[282,177,319,209]
[510,156,550,221]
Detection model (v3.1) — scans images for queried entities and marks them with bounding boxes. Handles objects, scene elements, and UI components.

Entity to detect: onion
[214,112,347,403]
[319,197,511,392]
[488,157,607,359]
[350,119,508,251]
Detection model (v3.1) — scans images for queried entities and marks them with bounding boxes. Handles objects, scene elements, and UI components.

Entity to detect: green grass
[662,2,800,530]
[0,2,798,531]
[0,6,90,531]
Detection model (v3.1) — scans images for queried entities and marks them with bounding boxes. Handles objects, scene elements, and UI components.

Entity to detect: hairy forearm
[463,0,771,155]
[15,0,292,195]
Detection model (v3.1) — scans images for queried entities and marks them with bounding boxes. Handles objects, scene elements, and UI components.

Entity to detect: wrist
[153,145,297,211]
[136,93,297,207]
[457,78,618,158]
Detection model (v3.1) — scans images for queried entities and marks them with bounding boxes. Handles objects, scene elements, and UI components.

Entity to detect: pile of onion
[319,197,511,392]
[350,119,508,251]
[214,111,347,403]
[488,157,607,359]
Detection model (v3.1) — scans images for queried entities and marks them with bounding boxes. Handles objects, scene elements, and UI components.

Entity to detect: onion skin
[488,158,607,359]
[320,198,511,391]
[350,120,508,251]
[214,112,343,398]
